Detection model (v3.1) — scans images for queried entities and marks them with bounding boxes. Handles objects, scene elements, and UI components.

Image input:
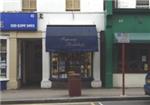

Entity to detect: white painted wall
[0,0,21,12]
[38,13,104,32]
[0,1,3,11]
[81,0,103,12]
[113,73,146,87]
[37,0,103,12]
[37,0,65,12]
[37,0,104,31]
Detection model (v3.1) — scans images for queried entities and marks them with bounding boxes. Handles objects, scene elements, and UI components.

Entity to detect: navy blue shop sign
[0,13,37,31]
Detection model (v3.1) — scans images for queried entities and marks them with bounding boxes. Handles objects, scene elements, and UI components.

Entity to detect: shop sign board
[0,13,37,31]
[115,33,130,43]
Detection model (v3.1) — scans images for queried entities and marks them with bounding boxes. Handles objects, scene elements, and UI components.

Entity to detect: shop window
[136,0,149,8]
[22,0,36,11]
[117,44,149,73]
[50,52,92,80]
[66,0,80,11]
[0,38,8,79]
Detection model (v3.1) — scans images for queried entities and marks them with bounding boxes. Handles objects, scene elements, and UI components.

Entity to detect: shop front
[0,12,40,89]
[114,33,150,73]
[104,8,150,87]
[45,25,99,88]
[113,33,150,87]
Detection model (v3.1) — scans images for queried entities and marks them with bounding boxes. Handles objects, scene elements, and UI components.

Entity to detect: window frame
[22,0,36,11]
[136,0,149,9]
[66,0,80,11]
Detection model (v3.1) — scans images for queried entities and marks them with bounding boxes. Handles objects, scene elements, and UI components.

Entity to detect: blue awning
[46,25,98,52]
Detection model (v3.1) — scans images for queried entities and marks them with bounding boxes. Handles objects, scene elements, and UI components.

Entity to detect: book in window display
[52,56,58,78]
[58,58,67,78]
[58,56,66,72]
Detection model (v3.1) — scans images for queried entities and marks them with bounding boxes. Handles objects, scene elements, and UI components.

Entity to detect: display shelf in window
[51,53,68,79]
[50,52,93,80]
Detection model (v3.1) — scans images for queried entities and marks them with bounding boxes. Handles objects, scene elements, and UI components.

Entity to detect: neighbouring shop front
[45,25,98,88]
[115,33,150,73]
[104,9,150,88]
[0,12,41,90]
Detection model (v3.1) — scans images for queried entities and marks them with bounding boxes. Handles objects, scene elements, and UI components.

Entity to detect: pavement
[0,88,150,104]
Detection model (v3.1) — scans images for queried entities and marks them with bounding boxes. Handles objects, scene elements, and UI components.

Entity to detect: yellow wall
[7,33,18,89]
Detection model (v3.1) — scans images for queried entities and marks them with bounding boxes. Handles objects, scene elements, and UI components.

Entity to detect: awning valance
[46,25,98,52]
[114,33,150,43]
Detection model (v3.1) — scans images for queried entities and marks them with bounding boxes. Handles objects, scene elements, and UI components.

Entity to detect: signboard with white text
[115,33,130,43]
[0,13,37,31]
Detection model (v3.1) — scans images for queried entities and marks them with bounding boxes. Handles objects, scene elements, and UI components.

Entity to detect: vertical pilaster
[104,0,113,88]
[91,33,101,88]
[105,0,113,15]
[41,33,52,88]
[105,25,113,88]
[7,33,18,89]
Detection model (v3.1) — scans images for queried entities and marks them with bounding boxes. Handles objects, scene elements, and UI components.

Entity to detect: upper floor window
[136,0,149,9]
[22,0,36,11]
[66,0,80,11]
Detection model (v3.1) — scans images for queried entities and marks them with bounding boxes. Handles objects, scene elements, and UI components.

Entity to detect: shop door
[21,39,42,87]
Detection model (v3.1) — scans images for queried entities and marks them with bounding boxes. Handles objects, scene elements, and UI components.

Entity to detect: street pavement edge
[1,96,150,104]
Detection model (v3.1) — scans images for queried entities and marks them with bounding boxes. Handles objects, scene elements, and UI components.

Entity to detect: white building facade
[0,0,105,89]
[1,0,148,90]
[37,0,104,88]
[0,0,42,90]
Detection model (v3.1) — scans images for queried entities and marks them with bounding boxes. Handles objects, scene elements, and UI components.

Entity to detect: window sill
[0,78,9,81]
[50,77,93,81]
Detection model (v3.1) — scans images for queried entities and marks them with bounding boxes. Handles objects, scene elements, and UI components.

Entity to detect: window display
[50,52,92,79]
[0,39,7,78]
